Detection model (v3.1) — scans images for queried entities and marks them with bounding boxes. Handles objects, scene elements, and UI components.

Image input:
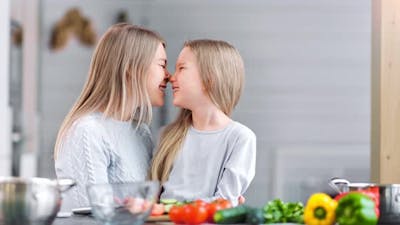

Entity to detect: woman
[150,39,256,206]
[54,23,169,210]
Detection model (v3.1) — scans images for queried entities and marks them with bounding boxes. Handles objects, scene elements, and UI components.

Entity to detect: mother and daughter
[54,23,256,211]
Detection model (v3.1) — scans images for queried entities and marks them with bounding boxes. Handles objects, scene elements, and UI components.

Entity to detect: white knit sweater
[55,112,154,211]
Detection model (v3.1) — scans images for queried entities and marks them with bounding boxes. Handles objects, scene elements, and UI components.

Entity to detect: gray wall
[39,0,371,206]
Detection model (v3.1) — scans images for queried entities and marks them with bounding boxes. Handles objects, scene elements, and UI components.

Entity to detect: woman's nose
[169,74,176,82]
[164,70,171,81]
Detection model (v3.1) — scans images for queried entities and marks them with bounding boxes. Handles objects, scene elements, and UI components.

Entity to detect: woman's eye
[160,64,166,69]
[179,67,185,70]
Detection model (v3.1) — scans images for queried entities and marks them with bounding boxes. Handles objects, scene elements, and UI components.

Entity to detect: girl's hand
[238,196,245,204]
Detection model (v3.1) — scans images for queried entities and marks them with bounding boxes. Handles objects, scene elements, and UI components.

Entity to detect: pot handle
[329,177,350,194]
[395,193,400,203]
[55,178,76,192]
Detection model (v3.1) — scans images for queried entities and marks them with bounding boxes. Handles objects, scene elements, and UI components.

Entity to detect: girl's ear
[124,69,134,96]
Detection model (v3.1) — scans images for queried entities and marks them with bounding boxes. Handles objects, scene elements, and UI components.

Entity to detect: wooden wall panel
[372,0,400,183]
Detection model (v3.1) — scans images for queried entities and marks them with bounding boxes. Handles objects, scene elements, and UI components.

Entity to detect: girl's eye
[179,67,185,70]
[160,64,166,69]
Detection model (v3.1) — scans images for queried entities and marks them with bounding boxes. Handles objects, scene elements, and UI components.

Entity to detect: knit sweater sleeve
[55,120,111,211]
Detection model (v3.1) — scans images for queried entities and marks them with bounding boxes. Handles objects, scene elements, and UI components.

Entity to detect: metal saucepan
[329,177,400,224]
[0,177,75,225]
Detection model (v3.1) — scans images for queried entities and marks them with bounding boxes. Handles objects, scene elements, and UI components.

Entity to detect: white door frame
[0,0,12,176]
[19,0,40,177]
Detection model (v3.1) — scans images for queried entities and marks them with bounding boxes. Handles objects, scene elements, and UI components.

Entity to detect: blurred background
[1,0,371,206]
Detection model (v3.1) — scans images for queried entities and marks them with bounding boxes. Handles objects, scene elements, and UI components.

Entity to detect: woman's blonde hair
[150,39,244,183]
[54,23,165,159]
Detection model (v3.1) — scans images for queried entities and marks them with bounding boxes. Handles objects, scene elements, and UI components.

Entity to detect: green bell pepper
[335,192,378,225]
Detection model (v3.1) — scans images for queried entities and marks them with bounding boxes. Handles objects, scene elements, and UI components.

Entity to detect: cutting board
[147,215,171,222]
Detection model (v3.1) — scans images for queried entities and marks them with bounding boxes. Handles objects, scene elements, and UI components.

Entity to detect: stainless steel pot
[329,177,375,193]
[0,177,75,225]
[329,177,400,224]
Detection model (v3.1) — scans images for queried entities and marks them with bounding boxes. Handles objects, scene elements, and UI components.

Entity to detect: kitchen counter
[54,215,98,225]
[53,216,395,225]
[53,215,168,225]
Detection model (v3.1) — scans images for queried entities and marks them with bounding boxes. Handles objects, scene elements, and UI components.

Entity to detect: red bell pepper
[334,186,380,218]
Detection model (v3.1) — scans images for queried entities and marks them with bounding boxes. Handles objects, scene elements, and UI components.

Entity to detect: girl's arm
[214,130,256,206]
[55,122,111,210]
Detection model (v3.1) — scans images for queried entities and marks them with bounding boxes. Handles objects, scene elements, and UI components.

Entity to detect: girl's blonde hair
[150,39,244,183]
[54,23,165,159]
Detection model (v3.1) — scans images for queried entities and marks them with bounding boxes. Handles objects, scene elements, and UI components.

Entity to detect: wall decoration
[115,10,131,24]
[50,8,96,51]
[11,20,23,47]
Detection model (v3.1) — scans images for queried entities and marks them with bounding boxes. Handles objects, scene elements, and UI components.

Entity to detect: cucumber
[214,205,249,224]
[160,198,180,213]
[246,207,264,224]
[164,204,173,213]
[160,198,178,204]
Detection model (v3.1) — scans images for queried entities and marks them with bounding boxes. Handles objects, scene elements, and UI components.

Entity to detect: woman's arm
[55,121,111,211]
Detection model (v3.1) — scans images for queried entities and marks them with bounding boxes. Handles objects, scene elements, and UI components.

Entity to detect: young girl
[150,39,256,206]
[54,23,169,211]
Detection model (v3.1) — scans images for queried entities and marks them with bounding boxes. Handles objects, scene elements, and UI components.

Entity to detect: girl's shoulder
[230,121,256,139]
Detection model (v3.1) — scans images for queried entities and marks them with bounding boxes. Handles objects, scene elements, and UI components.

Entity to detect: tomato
[207,202,223,222]
[183,203,208,224]
[207,198,232,222]
[170,199,228,224]
[214,198,232,209]
[169,205,185,224]
[193,199,207,206]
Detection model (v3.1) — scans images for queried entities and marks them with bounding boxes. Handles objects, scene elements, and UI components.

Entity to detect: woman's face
[147,43,169,107]
[170,47,207,109]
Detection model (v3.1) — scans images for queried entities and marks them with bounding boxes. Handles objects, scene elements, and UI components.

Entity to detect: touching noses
[169,73,176,83]
[164,70,171,82]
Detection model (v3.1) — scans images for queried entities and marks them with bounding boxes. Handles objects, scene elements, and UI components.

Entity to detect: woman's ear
[203,77,213,92]
[125,67,132,83]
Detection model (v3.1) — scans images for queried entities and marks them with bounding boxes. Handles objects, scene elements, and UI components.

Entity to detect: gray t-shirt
[160,121,256,205]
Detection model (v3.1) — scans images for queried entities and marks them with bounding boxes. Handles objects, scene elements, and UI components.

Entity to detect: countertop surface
[54,215,98,225]
[52,216,395,225]
[53,215,173,225]
[52,216,305,225]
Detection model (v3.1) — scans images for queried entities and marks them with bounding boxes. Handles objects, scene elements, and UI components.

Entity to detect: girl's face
[170,47,207,109]
[147,43,169,106]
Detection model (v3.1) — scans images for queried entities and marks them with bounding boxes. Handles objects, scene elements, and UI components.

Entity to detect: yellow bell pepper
[304,193,337,225]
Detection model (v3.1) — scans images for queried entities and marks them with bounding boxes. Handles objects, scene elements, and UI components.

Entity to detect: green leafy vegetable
[263,199,304,224]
